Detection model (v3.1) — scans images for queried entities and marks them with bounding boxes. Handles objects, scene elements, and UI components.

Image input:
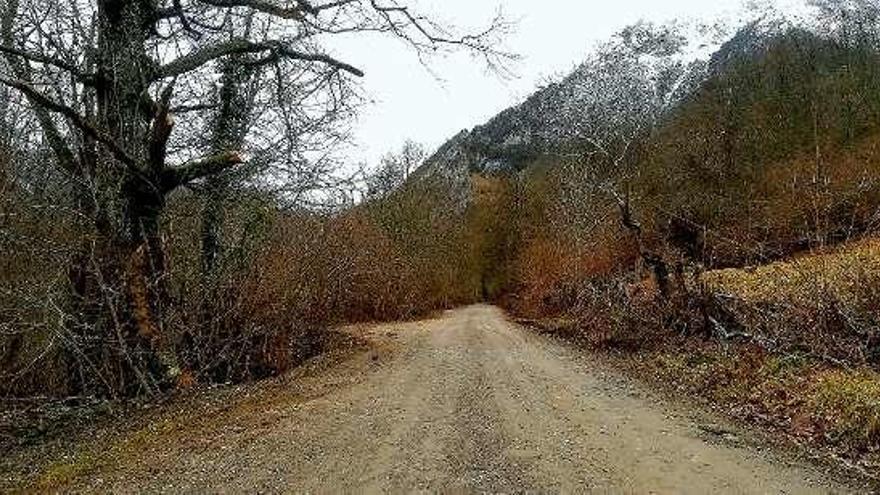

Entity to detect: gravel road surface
[59,305,856,493]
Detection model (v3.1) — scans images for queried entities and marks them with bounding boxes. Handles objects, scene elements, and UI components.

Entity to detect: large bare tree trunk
[1,0,505,396]
[67,0,169,395]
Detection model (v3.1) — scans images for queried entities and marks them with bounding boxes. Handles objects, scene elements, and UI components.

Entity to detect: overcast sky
[327,0,758,166]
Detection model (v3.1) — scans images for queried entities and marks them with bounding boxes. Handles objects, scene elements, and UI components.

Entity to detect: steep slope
[639,26,880,263]
[418,16,857,177]
[415,21,722,193]
[418,17,880,264]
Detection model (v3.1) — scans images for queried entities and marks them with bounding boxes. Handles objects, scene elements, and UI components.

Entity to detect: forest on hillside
[2,0,880,471]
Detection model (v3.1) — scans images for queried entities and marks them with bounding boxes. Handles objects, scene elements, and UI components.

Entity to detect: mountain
[415,78,575,181]
[415,17,813,194]
[415,23,723,188]
[412,16,880,266]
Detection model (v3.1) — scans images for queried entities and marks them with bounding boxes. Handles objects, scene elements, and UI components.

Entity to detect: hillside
[421,17,880,266]
[418,22,710,182]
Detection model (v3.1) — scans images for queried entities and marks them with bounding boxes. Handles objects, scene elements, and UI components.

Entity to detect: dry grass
[642,346,880,468]
[704,238,880,307]
[699,237,880,367]
[811,369,880,450]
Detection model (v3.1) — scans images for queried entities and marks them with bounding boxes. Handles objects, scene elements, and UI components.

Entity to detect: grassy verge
[642,345,880,463]
[688,238,880,467]
[704,238,880,307]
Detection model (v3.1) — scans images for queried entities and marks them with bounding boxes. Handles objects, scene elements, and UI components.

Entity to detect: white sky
[326,0,758,166]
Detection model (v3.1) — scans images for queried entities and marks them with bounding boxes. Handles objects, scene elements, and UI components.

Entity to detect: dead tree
[607,186,671,298]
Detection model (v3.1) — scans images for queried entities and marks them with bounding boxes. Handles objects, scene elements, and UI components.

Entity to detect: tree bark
[201,54,254,277]
[65,0,171,395]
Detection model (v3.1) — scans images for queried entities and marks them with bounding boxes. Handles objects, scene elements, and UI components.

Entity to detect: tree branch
[32,103,79,175]
[171,102,218,113]
[149,82,176,174]
[161,151,244,191]
[157,39,364,78]
[197,0,316,19]
[368,1,510,49]
[0,45,96,83]
[1,0,77,173]
[0,78,137,168]
[195,0,360,18]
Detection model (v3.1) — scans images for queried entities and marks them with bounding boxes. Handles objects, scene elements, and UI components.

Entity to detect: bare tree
[0,0,513,395]
[365,139,426,200]
[550,21,709,297]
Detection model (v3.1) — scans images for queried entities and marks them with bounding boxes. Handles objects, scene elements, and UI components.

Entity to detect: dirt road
[49,305,857,493]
